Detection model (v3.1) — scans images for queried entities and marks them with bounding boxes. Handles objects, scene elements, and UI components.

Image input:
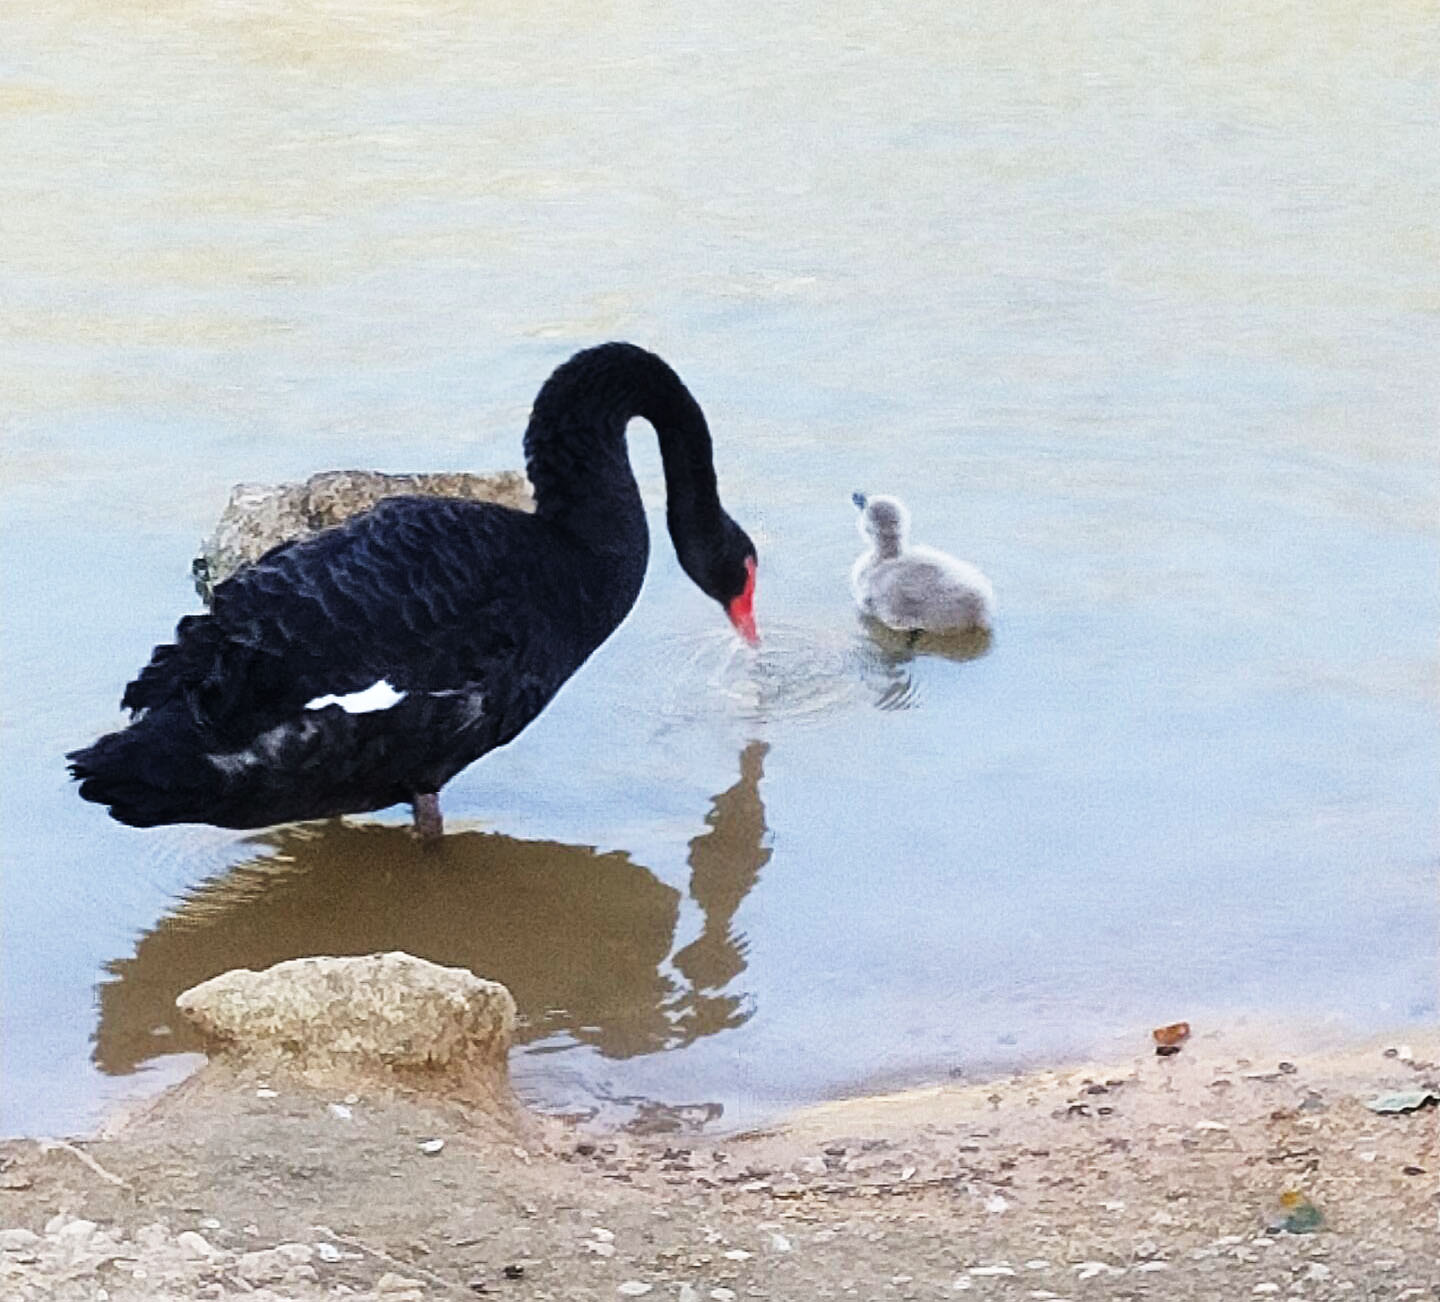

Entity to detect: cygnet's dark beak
[851,491,867,510]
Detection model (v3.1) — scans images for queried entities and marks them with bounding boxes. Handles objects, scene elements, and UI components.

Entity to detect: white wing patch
[304,680,406,714]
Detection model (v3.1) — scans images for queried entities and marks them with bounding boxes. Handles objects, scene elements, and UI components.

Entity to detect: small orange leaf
[1152,1021,1191,1047]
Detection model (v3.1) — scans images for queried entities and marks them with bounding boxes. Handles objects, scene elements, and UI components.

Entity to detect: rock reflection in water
[94,741,771,1076]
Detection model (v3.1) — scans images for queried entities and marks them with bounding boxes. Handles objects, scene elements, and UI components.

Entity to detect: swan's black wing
[125,497,561,738]
[72,496,606,828]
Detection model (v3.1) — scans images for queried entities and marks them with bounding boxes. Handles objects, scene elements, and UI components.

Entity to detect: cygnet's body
[850,492,995,634]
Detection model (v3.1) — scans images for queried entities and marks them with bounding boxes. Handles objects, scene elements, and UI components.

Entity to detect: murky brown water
[3,0,1437,1135]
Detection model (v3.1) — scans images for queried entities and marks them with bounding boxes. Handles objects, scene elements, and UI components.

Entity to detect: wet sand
[3,1023,1436,1300]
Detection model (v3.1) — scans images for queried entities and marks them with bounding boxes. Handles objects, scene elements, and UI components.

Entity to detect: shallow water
[3,0,1438,1135]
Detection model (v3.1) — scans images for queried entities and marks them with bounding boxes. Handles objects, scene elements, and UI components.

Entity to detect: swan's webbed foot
[411,792,444,846]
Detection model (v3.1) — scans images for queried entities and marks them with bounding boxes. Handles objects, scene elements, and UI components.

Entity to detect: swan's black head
[674,513,759,645]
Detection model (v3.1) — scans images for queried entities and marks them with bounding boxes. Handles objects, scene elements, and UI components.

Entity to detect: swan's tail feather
[68,701,427,829]
[67,704,223,827]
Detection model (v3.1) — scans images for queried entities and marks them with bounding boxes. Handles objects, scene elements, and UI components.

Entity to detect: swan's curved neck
[523,343,724,546]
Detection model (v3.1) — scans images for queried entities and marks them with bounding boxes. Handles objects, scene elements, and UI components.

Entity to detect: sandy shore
[2,1024,1437,1300]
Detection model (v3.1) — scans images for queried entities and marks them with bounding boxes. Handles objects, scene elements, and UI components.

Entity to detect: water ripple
[649,622,958,726]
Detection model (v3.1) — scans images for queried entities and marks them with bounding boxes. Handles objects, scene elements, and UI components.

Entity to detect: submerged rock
[193,468,534,600]
[175,952,517,1106]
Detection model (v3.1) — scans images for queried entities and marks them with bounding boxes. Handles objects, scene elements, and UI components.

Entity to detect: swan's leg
[412,792,444,843]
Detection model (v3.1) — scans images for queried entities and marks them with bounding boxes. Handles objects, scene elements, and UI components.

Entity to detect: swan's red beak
[727,557,759,646]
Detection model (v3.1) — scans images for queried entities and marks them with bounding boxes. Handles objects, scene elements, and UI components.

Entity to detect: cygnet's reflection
[853,619,991,711]
[858,616,992,665]
[94,741,772,1075]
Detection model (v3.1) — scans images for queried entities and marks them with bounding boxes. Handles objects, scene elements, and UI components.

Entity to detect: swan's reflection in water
[94,741,772,1083]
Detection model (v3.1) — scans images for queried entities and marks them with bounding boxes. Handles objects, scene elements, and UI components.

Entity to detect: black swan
[69,343,759,840]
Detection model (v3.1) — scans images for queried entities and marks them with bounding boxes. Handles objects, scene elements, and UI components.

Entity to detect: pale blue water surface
[2,0,1437,1135]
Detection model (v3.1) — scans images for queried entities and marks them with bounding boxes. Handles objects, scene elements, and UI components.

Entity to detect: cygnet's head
[852,491,910,553]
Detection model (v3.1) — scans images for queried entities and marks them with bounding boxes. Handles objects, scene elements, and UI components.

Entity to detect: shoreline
[3,1020,1437,1299]
[57,1006,1428,1146]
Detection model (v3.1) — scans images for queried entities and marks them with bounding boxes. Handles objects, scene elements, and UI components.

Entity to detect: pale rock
[237,1243,315,1283]
[175,952,518,1107]
[176,1231,219,1260]
[195,470,534,599]
[238,1250,288,1284]
[0,1229,41,1252]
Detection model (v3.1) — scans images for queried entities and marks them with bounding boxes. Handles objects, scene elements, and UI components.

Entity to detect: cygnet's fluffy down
[850,492,995,634]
